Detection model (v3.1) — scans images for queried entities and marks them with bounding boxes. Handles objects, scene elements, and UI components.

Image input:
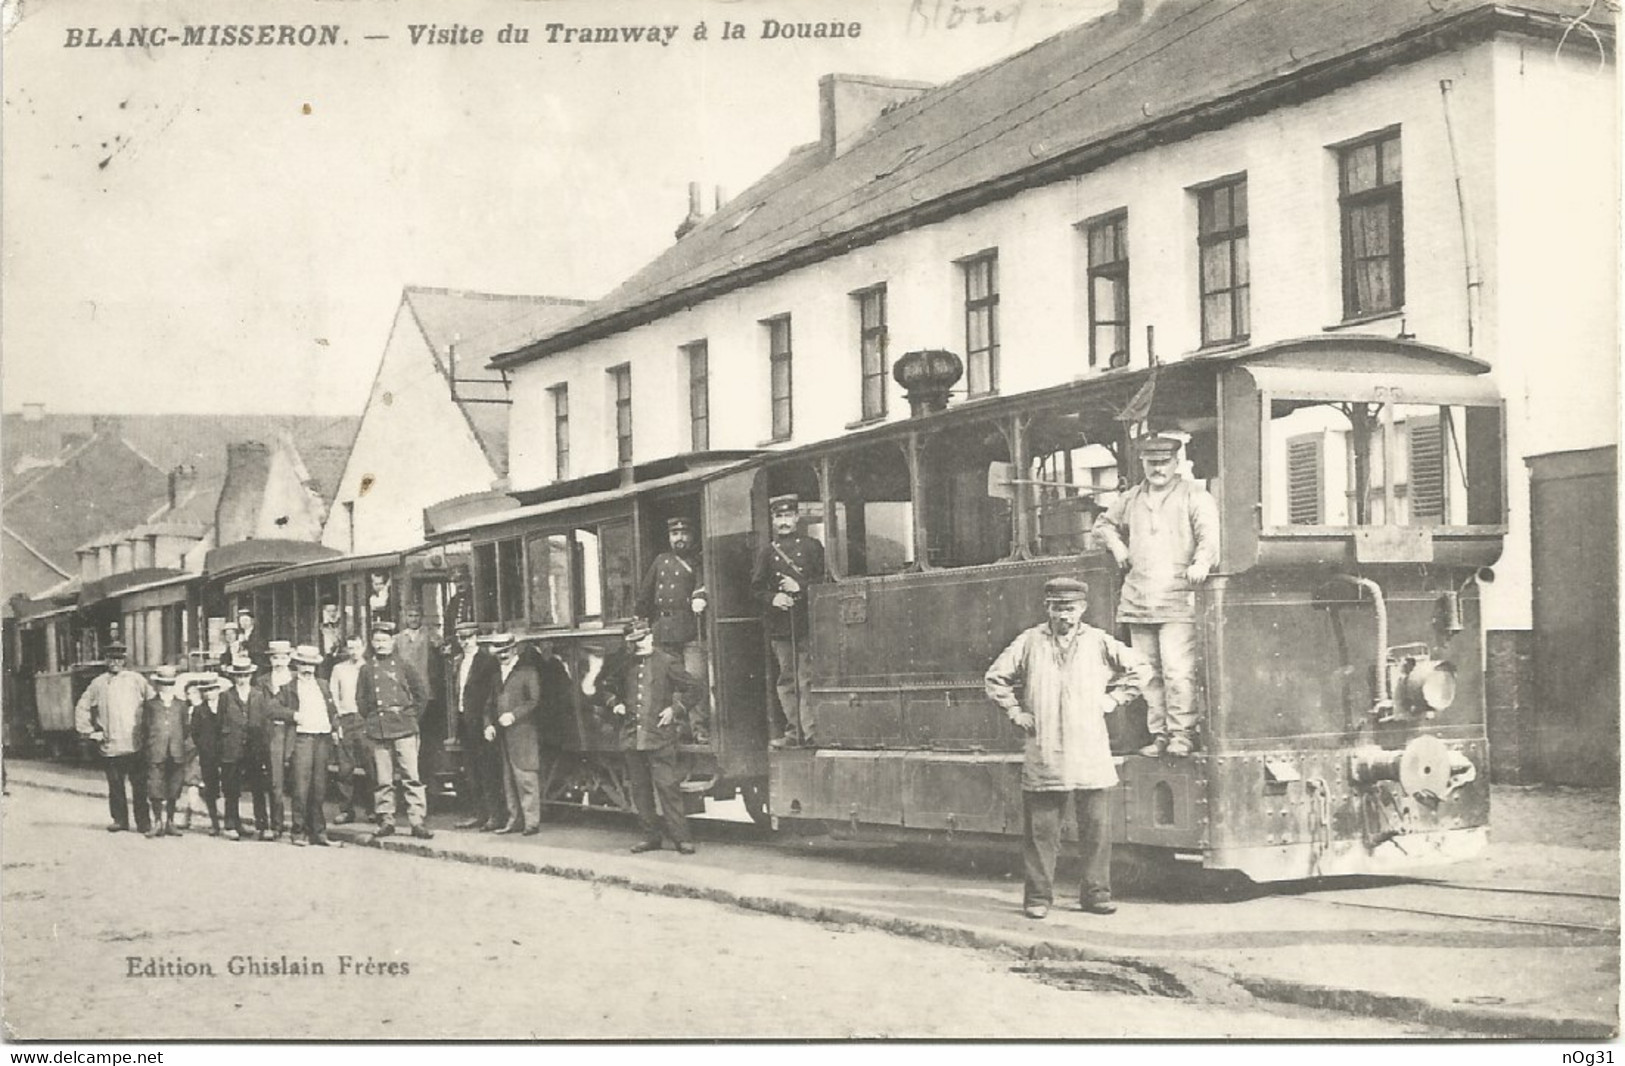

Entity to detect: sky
[2,0,1115,416]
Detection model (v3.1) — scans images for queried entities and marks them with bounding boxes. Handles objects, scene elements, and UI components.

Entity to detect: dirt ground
[0,784,1447,1040]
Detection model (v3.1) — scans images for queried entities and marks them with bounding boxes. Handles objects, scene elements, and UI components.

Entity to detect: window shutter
[1287,436,1322,525]
[1409,418,1445,522]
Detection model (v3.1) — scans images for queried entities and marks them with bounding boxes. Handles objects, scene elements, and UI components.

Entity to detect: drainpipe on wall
[1439,79,1483,354]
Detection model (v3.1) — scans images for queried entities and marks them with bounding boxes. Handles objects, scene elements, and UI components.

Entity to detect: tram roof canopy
[79,567,192,608]
[203,539,340,582]
[224,550,402,595]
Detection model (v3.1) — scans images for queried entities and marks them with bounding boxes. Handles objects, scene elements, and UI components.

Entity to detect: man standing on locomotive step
[357,619,433,839]
[985,577,1151,920]
[637,515,711,743]
[74,641,154,834]
[588,617,707,854]
[485,635,543,835]
[1093,433,1219,758]
[451,623,505,831]
[750,493,826,748]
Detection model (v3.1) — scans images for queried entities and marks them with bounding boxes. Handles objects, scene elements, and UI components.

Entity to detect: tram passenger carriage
[9,336,1505,883]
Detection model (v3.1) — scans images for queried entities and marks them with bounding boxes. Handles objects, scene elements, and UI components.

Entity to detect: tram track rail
[1280,880,1620,936]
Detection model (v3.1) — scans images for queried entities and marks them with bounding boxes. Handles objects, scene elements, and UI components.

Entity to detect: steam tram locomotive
[9,335,1504,883]
[444,335,1503,881]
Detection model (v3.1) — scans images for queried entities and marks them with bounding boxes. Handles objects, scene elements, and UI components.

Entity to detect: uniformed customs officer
[587,617,707,854]
[140,665,189,839]
[985,577,1152,920]
[356,620,433,839]
[637,514,711,743]
[1092,433,1220,758]
[750,493,826,748]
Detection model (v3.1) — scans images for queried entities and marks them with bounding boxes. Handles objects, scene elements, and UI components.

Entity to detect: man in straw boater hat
[140,665,190,838]
[257,639,299,841]
[357,619,432,839]
[637,514,711,744]
[74,640,154,834]
[449,621,506,831]
[985,576,1151,920]
[587,617,707,854]
[750,493,826,748]
[219,659,275,840]
[1093,432,1220,758]
[484,634,543,835]
[286,644,342,846]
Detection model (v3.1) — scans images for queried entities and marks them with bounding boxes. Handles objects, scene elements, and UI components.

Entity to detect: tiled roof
[400,287,589,475]
[493,0,1600,365]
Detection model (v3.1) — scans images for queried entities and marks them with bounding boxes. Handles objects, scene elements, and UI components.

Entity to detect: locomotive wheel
[740,780,771,829]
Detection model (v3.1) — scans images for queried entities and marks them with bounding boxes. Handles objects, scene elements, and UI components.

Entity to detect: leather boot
[206,800,222,837]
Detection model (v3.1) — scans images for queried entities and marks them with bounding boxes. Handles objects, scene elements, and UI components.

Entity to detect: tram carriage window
[144,609,164,666]
[473,542,500,623]
[1266,398,1503,528]
[599,520,636,621]
[496,540,524,623]
[526,532,572,626]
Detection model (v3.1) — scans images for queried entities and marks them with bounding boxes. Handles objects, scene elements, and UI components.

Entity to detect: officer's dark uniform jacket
[591,648,706,752]
[750,533,827,639]
[637,551,704,645]
[357,654,427,742]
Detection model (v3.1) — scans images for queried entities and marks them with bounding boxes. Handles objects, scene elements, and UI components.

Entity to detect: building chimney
[215,441,271,546]
[714,185,728,211]
[818,74,933,158]
[167,463,197,510]
[675,181,706,240]
[21,403,44,422]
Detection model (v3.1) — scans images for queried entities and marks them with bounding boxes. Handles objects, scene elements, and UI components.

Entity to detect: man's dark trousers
[289,733,331,840]
[1022,789,1112,908]
[627,747,689,845]
[104,754,151,831]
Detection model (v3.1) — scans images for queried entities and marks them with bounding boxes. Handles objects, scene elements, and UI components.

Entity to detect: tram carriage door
[703,469,769,772]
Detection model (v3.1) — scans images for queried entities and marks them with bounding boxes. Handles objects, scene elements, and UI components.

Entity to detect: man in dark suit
[183,674,226,836]
[219,662,274,841]
[588,617,707,855]
[449,623,505,831]
[486,635,543,835]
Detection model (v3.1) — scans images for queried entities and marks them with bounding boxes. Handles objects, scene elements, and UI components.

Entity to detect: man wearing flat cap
[1093,433,1220,758]
[588,617,707,854]
[357,619,432,839]
[74,641,154,833]
[986,576,1151,920]
[750,493,826,748]
[637,514,711,743]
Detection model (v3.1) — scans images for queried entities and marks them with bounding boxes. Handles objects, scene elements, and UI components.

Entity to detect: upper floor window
[609,365,632,467]
[684,341,709,452]
[962,252,1000,396]
[1197,176,1250,346]
[766,316,793,441]
[1338,129,1404,319]
[856,285,888,421]
[549,384,570,481]
[1085,212,1129,368]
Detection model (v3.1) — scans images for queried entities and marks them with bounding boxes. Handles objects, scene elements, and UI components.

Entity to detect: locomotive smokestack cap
[893,349,964,417]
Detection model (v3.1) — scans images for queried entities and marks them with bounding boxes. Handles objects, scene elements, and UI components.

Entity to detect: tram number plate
[839,596,868,625]
[1354,526,1434,564]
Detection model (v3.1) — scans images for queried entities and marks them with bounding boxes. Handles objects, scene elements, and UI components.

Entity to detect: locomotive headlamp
[1400,659,1457,715]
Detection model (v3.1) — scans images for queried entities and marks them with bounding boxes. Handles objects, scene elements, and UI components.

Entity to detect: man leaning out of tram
[985,577,1151,920]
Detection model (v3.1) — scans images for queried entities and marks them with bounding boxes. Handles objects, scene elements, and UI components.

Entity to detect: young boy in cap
[750,493,826,747]
[1093,433,1220,757]
[637,515,710,743]
[986,577,1151,919]
[140,665,189,838]
[183,674,226,835]
[74,641,154,833]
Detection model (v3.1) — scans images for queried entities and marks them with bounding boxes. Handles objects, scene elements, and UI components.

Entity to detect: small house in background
[321,285,587,557]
